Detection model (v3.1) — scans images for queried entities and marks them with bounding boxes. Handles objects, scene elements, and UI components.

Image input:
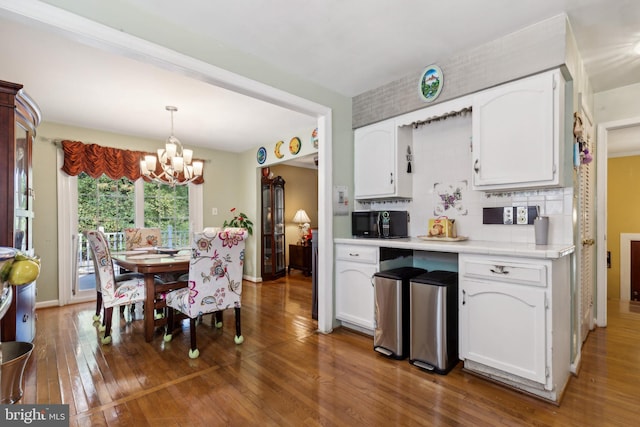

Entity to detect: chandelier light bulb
[634,40,640,55]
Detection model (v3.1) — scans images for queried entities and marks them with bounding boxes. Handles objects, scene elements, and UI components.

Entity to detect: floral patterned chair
[164,228,247,359]
[124,227,161,250]
[85,229,146,344]
[86,240,143,324]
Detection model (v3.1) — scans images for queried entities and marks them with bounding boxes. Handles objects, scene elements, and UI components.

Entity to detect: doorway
[26,5,334,332]
[595,117,640,326]
[631,241,640,301]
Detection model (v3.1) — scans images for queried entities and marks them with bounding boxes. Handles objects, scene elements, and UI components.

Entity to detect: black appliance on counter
[351,210,409,238]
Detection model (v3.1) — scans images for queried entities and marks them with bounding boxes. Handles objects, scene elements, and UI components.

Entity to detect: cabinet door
[459,278,547,384]
[14,122,34,253]
[472,71,557,190]
[274,184,285,272]
[15,282,36,342]
[335,260,377,330]
[354,120,396,198]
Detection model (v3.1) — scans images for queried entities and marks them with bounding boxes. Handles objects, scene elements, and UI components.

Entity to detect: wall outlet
[516,206,528,224]
[503,207,513,224]
[483,206,539,225]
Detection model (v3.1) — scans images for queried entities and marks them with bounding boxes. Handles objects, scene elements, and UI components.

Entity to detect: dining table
[111,249,190,342]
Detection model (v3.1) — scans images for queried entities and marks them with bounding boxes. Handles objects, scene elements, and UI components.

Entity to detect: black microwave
[351,210,409,238]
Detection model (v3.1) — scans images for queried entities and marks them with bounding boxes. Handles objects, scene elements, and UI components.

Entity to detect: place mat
[126,253,169,260]
[416,235,468,242]
[172,255,191,262]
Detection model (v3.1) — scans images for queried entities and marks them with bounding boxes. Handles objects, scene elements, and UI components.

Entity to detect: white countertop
[334,237,575,259]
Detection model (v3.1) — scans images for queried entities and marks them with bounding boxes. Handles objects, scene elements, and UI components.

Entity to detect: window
[143,182,190,248]
[77,174,191,251]
[77,172,135,251]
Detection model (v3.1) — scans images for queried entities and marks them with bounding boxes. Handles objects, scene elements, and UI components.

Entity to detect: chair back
[124,227,161,250]
[180,228,247,317]
[85,230,144,308]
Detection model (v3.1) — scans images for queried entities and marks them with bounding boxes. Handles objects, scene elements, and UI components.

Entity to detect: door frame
[595,115,640,326]
[10,2,335,333]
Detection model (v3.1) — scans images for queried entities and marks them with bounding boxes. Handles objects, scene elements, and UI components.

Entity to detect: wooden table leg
[144,273,156,342]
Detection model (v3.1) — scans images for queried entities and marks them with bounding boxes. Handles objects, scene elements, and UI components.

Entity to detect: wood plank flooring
[17,274,640,426]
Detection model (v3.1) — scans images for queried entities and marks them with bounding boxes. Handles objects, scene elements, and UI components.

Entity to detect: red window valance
[60,140,204,185]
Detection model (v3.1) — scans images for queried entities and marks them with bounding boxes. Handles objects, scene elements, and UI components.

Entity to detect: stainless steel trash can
[0,341,34,403]
[409,270,458,374]
[373,267,427,359]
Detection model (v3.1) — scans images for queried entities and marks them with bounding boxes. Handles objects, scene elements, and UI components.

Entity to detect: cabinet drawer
[335,245,378,264]
[462,259,547,287]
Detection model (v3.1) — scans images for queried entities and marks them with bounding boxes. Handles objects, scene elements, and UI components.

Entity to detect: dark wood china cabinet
[261,175,286,280]
[0,80,41,342]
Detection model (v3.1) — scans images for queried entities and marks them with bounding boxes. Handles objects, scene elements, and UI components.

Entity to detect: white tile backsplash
[401,117,573,245]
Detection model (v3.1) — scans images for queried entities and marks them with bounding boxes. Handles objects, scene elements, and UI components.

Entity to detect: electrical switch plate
[212,207,218,215]
[503,207,513,224]
[516,206,528,225]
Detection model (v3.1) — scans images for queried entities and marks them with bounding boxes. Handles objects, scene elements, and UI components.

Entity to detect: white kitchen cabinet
[354,118,413,200]
[471,70,564,191]
[335,244,379,334]
[458,253,571,403]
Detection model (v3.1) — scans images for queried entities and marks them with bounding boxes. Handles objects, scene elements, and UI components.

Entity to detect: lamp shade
[293,209,311,224]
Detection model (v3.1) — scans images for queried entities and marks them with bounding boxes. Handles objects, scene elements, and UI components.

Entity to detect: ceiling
[1,0,640,158]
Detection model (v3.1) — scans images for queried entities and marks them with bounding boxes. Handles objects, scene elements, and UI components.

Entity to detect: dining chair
[87,256,145,323]
[85,229,146,344]
[124,227,162,250]
[164,228,247,358]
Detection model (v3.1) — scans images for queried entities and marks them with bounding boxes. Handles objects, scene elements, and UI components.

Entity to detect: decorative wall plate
[274,140,284,158]
[418,65,443,102]
[257,146,267,164]
[289,137,301,155]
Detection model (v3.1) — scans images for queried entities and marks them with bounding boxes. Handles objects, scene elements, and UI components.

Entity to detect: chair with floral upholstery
[85,229,146,344]
[86,240,143,324]
[124,227,162,250]
[164,228,247,358]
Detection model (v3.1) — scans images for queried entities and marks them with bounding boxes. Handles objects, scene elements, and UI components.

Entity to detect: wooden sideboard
[288,244,312,276]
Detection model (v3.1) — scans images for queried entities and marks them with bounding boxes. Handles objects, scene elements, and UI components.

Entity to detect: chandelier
[140,106,203,186]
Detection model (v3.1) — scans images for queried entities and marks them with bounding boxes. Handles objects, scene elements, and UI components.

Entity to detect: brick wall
[352,14,569,129]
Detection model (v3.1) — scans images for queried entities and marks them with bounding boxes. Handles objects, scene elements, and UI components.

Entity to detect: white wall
[594,82,640,123]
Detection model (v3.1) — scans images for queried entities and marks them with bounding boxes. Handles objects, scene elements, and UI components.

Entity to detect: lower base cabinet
[458,254,570,403]
[334,244,379,334]
[1,282,36,342]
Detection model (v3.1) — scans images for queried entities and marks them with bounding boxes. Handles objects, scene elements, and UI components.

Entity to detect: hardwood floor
[17,274,640,426]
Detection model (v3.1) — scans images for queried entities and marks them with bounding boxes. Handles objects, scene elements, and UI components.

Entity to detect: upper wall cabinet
[354,118,413,200]
[471,70,564,191]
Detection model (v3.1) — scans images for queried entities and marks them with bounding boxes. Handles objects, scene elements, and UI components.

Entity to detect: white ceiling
[1,0,640,156]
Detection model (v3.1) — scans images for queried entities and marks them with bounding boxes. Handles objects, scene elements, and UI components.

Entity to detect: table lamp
[293,209,311,244]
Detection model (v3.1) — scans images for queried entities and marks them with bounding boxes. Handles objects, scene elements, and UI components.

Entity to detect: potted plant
[223,208,254,236]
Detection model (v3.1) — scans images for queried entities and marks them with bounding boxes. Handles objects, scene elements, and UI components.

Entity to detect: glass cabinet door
[14,122,32,252]
[261,176,285,280]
